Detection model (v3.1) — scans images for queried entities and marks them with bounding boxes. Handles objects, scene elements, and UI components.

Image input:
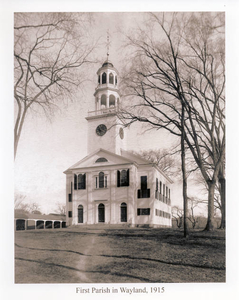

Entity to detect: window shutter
[117,170,120,187]
[74,174,77,190]
[83,173,86,189]
[105,176,107,188]
[127,169,130,186]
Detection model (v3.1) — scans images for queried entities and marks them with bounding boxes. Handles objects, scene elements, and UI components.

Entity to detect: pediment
[64,148,135,173]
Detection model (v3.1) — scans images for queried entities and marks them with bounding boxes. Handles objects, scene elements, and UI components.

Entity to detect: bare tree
[135,148,180,178]
[14,193,41,214]
[55,202,66,215]
[14,193,28,210]
[172,206,183,228]
[119,12,225,231]
[14,13,96,158]
[187,197,202,229]
[194,172,224,228]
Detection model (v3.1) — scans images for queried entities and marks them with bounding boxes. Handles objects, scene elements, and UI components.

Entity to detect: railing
[88,107,117,117]
[138,189,150,198]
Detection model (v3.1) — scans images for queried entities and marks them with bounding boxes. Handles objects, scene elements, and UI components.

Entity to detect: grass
[15,227,225,283]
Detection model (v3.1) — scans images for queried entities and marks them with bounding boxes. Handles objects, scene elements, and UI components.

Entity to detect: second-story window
[78,174,86,189]
[141,176,147,190]
[74,174,86,190]
[138,176,150,198]
[96,172,107,189]
[117,169,130,187]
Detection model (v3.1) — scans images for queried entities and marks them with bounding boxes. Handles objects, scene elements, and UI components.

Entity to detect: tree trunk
[181,103,188,237]
[204,180,216,231]
[219,177,226,229]
[14,107,28,160]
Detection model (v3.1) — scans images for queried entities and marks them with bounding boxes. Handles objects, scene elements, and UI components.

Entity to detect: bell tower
[86,53,127,155]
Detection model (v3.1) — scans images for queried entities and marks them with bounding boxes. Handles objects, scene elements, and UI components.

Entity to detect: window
[137,208,150,216]
[155,209,171,219]
[96,172,107,189]
[78,174,86,189]
[99,172,104,188]
[68,211,72,218]
[95,157,108,163]
[109,73,114,84]
[138,176,150,198]
[74,174,86,190]
[101,94,106,107]
[109,95,115,107]
[117,169,130,187]
[68,183,72,207]
[160,181,162,194]
[102,72,107,84]
[156,178,158,191]
[141,176,147,190]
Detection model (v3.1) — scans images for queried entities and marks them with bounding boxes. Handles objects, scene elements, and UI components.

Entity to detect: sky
[13,11,226,216]
[14,12,182,214]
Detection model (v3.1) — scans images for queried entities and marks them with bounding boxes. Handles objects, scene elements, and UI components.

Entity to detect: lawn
[15,227,225,283]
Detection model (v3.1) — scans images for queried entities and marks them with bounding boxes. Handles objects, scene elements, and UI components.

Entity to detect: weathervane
[106,30,111,60]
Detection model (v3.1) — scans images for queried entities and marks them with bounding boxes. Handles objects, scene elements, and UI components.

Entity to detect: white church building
[64,59,172,228]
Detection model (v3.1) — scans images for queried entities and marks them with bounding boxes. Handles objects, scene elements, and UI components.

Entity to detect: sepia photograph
[1,1,238,299]
[14,10,225,284]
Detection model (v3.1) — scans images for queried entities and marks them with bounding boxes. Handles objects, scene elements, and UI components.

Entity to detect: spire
[102,30,113,68]
[106,29,110,61]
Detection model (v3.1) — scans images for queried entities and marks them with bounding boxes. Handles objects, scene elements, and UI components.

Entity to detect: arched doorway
[36,220,44,229]
[98,203,105,223]
[16,219,25,230]
[121,202,127,222]
[78,205,83,223]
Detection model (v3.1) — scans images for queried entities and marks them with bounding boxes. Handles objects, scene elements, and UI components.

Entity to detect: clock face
[96,124,107,136]
[119,127,124,139]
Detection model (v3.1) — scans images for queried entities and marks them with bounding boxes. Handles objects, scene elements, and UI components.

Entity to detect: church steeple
[85,34,126,156]
[94,61,119,112]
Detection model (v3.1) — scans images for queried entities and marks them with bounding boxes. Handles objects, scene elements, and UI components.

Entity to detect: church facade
[64,59,172,227]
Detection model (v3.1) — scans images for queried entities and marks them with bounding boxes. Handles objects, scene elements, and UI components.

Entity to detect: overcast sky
[14,12,182,214]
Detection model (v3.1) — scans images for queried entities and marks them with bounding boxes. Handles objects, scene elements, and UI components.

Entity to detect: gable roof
[63,148,136,173]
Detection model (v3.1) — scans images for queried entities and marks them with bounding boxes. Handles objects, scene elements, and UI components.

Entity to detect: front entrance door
[78,205,83,223]
[98,203,105,223]
[121,202,127,222]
